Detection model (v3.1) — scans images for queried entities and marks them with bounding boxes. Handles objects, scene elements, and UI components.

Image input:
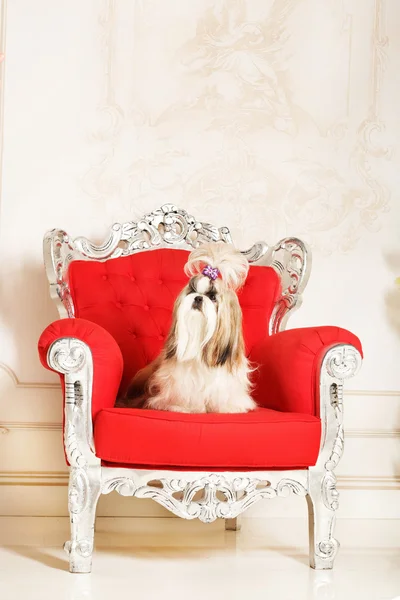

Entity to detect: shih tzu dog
[122,242,256,414]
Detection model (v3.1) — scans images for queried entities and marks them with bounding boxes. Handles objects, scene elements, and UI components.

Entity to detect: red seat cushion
[94,407,321,469]
[68,248,281,395]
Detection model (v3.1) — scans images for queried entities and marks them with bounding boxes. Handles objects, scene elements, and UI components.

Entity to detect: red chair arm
[38,318,123,419]
[249,326,363,416]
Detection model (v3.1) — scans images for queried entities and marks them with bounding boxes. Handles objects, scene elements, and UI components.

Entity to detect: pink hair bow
[202,265,220,281]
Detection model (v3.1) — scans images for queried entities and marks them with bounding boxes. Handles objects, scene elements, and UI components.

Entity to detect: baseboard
[1,482,399,519]
[2,471,400,489]
[1,516,400,551]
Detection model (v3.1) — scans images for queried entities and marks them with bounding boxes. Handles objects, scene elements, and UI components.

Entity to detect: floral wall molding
[82,0,392,254]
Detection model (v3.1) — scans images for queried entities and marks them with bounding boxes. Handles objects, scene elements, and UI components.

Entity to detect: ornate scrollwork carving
[67,428,86,466]
[269,237,311,334]
[321,470,340,512]
[64,538,93,559]
[318,348,362,514]
[68,468,90,515]
[316,538,339,561]
[102,474,307,523]
[76,539,94,558]
[241,241,269,263]
[326,346,362,380]
[321,383,344,511]
[96,204,238,254]
[47,338,87,374]
[102,476,137,496]
[325,383,344,472]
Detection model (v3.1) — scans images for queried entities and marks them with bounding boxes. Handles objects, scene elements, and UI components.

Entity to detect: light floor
[1,518,400,600]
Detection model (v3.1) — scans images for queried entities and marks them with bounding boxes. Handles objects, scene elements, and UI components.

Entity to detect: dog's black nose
[193,295,203,310]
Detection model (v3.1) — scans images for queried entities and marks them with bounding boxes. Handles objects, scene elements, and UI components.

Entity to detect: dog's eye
[208,292,217,302]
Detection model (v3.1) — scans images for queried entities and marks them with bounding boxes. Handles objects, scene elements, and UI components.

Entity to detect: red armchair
[38,204,362,573]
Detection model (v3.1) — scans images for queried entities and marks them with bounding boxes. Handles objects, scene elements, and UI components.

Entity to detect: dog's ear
[164,286,188,359]
[215,341,233,367]
[164,311,178,359]
[203,291,245,370]
[164,338,176,360]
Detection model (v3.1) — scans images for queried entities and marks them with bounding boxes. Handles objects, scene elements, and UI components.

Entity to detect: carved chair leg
[64,466,101,573]
[225,516,242,531]
[307,471,339,570]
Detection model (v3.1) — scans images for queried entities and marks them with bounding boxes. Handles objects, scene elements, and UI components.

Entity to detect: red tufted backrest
[69,249,281,394]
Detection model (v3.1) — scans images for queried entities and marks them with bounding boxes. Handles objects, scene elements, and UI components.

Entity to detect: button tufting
[144,305,149,311]
[102,275,108,281]
[131,333,137,339]
[130,276,136,282]
[158,335,164,341]
[158,279,163,284]
[116,302,122,309]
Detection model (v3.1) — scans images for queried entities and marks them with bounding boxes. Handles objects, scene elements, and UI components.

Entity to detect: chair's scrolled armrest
[38,318,124,466]
[316,343,363,474]
[249,326,363,415]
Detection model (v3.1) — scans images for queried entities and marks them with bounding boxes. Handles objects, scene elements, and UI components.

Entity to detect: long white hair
[125,242,256,414]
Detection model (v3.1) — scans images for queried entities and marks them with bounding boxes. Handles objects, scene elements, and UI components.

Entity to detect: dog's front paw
[210,396,257,413]
[227,404,255,414]
[168,405,192,413]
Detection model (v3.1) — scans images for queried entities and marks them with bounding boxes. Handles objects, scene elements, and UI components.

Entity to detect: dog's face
[165,274,244,369]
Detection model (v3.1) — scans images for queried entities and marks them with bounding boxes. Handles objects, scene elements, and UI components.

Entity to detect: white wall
[0,0,399,520]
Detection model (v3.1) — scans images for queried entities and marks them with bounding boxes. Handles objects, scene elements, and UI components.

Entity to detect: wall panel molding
[346,390,400,397]
[2,422,400,439]
[1,471,399,490]
[0,363,59,389]
[2,517,400,548]
[347,429,400,439]
[0,422,62,432]
[0,471,67,486]
[1,356,399,394]
[1,473,399,520]
[339,476,400,491]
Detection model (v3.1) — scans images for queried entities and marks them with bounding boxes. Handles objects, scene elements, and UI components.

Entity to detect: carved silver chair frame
[43,204,362,573]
